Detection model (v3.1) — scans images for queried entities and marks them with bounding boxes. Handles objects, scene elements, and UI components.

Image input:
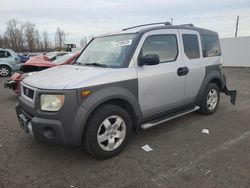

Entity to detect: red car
[4,52,80,94]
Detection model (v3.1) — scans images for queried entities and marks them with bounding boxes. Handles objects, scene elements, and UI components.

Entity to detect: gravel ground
[0,67,250,188]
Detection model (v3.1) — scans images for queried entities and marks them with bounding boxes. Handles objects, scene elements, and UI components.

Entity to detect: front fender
[76,79,141,127]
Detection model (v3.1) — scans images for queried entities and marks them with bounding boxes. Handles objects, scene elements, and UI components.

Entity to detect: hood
[22,57,56,68]
[23,65,136,90]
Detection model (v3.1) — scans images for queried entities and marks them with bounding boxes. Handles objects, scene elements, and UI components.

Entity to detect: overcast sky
[0,0,250,45]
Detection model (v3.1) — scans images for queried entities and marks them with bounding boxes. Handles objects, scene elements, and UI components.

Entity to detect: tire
[199,83,220,115]
[83,104,132,159]
[0,65,11,77]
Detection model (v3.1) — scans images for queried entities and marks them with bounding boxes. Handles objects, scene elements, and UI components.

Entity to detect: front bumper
[16,87,89,146]
[16,104,66,144]
[4,80,17,90]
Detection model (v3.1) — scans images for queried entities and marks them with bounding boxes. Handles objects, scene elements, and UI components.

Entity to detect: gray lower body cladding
[16,89,88,146]
[195,64,236,105]
[16,78,139,146]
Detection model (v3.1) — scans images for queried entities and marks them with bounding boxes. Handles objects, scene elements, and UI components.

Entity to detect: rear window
[203,35,221,57]
[182,34,200,59]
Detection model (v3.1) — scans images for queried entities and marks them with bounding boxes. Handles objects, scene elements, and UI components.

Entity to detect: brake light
[15,58,20,64]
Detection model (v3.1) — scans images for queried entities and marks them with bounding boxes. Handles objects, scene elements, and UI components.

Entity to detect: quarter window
[203,35,221,57]
[182,34,200,59]
[140,35,178,63]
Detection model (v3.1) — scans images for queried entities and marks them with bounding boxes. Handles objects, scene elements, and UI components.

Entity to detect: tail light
[15,58,20,64]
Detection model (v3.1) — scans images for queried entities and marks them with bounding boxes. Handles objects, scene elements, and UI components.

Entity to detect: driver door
[134,29,186,118]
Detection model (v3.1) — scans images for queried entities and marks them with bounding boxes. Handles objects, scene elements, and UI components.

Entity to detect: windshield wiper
[84,63,108,67]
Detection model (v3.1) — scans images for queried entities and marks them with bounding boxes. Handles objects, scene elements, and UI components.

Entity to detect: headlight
[40,94,65,112]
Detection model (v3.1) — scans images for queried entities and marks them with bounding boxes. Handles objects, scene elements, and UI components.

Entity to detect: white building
[220,36,250,67]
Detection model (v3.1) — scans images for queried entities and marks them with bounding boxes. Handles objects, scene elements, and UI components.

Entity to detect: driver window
[140,34,178,63]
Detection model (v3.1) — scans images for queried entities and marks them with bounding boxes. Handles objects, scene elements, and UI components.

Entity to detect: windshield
[53,53,76,64]
[76,34,137,68]
[46,52,57,59]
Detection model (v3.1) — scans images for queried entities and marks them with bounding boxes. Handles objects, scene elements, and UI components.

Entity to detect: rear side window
[0,50,11,58]
[203,35,221,57]
[182,34,200,59]
[141,35,178,63]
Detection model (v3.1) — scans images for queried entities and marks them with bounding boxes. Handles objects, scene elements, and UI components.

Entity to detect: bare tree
[80,37,88,48]
[2,19,68,52]
[5,19,24,51]
[43,30,49,51]
[55,27,66,50]
[34,29,42,51]
[2,34,10,48]
[23,22,36,52]
[0,34,3,47]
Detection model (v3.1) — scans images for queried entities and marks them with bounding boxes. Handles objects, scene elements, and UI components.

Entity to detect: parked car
[44,52,68,61]
[0,48,20,77]
[4,52,80,94]
[15,23,237,159]
[18,54,29,63]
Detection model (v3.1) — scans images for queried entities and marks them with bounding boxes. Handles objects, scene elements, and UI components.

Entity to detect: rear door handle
[177,67,189,76]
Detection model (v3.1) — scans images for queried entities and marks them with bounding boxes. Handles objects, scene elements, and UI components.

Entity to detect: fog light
[43,127,56,139]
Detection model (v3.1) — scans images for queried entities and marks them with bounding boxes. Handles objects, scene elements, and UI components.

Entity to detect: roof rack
[122,22,171,31]
[179,24,194,27]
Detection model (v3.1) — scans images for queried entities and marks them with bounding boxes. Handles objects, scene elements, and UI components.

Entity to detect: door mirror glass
[138,54,160,66]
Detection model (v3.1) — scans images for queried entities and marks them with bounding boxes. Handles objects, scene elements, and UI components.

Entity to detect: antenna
[170,18,174,25]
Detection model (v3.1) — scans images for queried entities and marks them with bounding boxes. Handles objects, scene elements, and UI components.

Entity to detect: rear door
[178,29,205,104]
[134,29,186,118]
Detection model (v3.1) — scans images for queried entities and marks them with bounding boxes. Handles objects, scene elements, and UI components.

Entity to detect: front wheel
[83,104,132,159]
[199,83,220,115]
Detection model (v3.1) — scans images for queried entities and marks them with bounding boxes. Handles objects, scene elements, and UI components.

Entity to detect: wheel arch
[195,69,223,105]
[80,96,141,144]
[0,63,12,70]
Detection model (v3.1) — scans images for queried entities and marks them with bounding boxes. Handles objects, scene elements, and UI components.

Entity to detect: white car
[0,48,20,77]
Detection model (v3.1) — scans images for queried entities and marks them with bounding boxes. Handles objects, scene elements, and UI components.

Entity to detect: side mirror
[138,54,160,66]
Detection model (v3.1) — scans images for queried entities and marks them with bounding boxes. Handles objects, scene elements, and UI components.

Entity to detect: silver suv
[16,23,236,159]
[0,48,20,77]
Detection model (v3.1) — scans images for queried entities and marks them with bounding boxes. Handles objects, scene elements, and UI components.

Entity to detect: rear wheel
[199,83,220,114]
[0,65,11,77]
[83,104,132,159]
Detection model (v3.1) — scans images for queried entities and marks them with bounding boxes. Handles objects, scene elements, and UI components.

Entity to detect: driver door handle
[177,67,189,76]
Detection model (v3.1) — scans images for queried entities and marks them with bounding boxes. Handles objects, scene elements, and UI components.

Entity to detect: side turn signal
[81,90,91,98]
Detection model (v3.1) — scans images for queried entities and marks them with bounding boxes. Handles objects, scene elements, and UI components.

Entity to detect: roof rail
[122,22,171,31]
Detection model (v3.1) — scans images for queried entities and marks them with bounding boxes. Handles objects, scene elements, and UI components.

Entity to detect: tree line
[0,19,67,52]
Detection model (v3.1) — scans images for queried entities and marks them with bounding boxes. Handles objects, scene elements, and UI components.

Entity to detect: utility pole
[235,15,239,37]
[170,18,174,25]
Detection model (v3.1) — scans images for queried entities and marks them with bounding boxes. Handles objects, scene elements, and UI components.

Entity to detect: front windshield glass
[76,34,137,68]
[53,53,76,64]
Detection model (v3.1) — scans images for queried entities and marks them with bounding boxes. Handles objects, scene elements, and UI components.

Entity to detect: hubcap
[0,67,9,76]
[97,115,126,151]
[207,89,218,111]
